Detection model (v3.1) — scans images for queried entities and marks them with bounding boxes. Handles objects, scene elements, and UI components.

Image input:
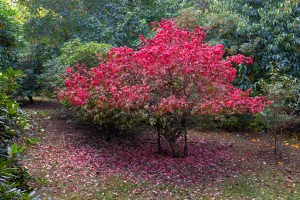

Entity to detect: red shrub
[58,19,268,157]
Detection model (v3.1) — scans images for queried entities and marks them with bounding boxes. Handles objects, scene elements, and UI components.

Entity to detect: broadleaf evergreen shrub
[0,67,36,199]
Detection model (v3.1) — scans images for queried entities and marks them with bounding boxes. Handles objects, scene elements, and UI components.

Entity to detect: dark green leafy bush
[15,41,59,101]
[59,38,112,67]
[0,143,36,199]
[252,1,300,77]
[37,58,66,98]
[0,67,36,199]
[0,67,26,149]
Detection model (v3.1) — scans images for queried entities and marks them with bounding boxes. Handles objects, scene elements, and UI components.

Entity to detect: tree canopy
[0,0,21,68]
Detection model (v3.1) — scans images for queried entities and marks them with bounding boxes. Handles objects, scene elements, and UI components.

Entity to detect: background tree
[177,0,300,89]
[17,0,185,50]
[0,0,21,69]
[13,0,186,99]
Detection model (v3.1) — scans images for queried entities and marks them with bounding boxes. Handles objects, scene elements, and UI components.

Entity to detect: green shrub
[14,41,57,102]
[59,38,112,67]
[259,69,300,156]
[38,58,66,98]
[0,67,26,150]
[0,143,36,199]
[188,114,264,132]
[0,67,36,199]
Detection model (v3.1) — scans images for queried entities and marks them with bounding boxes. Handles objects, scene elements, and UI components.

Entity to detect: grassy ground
[21,100,300,200]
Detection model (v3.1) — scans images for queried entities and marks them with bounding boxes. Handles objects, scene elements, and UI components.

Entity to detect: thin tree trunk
[184,130,188,157]
[157,125,161,154]
[275,129,283,158]
[181,117,188,157]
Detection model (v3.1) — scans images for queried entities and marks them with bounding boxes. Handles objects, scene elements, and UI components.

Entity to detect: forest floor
[21,99,300,200]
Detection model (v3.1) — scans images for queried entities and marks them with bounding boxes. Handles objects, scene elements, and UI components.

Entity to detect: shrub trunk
[165,136,180,158]
[157,115,187,158]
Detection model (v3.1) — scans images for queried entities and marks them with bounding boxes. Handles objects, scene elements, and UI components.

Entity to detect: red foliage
[58,19,267,116]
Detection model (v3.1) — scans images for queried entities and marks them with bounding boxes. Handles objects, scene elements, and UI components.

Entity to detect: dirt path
[21,100,300,199]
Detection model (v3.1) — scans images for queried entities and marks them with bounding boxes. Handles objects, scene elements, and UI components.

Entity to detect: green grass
[36,170,300,200]
[203,171,300,200]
